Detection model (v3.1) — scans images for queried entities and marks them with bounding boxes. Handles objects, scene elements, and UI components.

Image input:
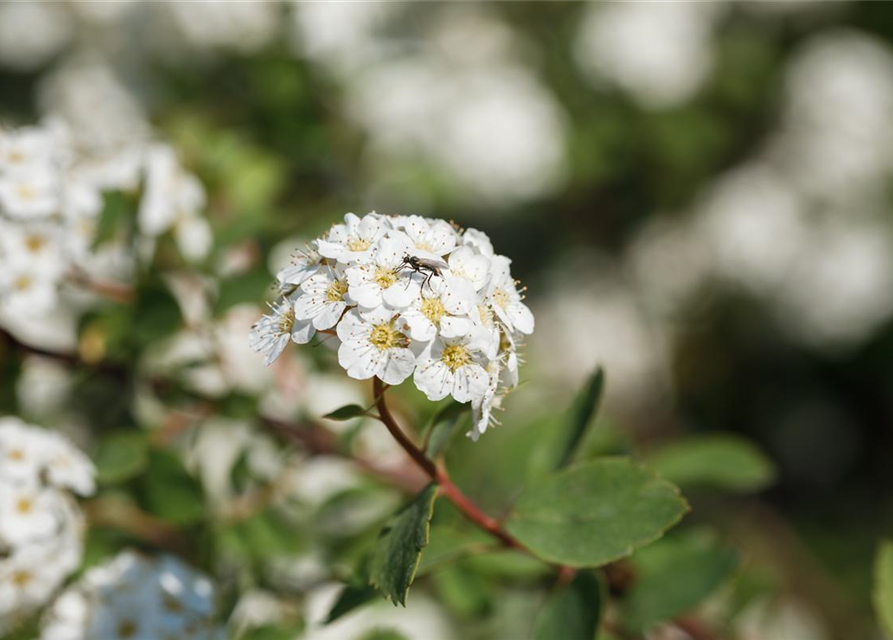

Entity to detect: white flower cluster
[0,417,95,634]
[0,122,211,315]
[250,212,534,439]
[42,550,225,640]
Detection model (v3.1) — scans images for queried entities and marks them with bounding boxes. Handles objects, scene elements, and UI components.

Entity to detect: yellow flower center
[347,238,371,252]
[15,498,33,514]
[374,267,397,289]
[421,297,446,325]
[492,289,510,310]
[13,275,32,292]
[325,280,348,303]
[11,570,32,589]
[369,322,407,350]
[117,619,138,638]
[477,304,495,327]
[24,234,45,252]
[162,594,184,613]
[415,241,433,252]
[8,449,24,462]
[441,344,471,371]
[277,308,295,334]
[16,184,34,201]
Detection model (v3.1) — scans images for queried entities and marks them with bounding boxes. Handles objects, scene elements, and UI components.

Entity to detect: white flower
[255,212,534,440]
[0,166,60,219]
[0,220,66,278]
[317,212,390,265]
[41,431,96,497]
[0,484,66,547]
[138,143,210,261]
[414,332,491,403]
[394,215,458,257]
[41,550,223,640]
[398,275,477,342]
[469,359,504,441]
[294,266,351,331]
[447,245,491,291]
[0,126,57,175]
[249,297,314,366]
[336,307,415,384]
[345,236,420,310]
[276,243,323,292]
[461,227,495,258]
[0,417,44,484]
[485,256,535,335]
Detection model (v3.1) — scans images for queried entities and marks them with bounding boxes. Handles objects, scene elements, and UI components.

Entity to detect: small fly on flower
[397,254,449,291]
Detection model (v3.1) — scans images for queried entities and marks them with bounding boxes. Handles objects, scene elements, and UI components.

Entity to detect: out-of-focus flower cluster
[250,212,534,440]
[0,417,94,634]
[0,122,210,316]
[42,550,224,640]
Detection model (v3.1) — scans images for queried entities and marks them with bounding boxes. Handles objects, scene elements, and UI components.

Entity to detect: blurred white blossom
[0,418,94,633]
[574,2,722,108]
[41,551,224,640]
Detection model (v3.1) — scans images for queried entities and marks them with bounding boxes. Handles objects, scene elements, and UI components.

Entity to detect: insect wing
[416,256,449,274]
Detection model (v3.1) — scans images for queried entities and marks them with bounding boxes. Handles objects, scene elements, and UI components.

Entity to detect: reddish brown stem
[372,377,525,551]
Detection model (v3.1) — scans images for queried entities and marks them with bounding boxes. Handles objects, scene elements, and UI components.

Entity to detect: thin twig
[372,377,525,551]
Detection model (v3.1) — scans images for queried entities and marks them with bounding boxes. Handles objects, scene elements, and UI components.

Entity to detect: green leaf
[139,449,205,525]
[323,404,367,421]
[241,624,304,640]
[431,562,492,618]
[369,483,439,605]
[95,432,149,485]
[425,401,469,457]
[91,191,133,250]
[646,434,776,492]
[325,584,380,624]
[534,572,603,640]
[505,458,688,568]
[623,531,738,633]
[215,269,274,315]
[556,368,604,469]
[874,540,893,638]
[356,630,409,640]
[131,282,183,345]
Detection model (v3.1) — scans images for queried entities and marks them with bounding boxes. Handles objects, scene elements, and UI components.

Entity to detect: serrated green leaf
[623,531,738,632]
[506,458,688,568]
[647,434,776,492]
[95,432,149,485]
[534,572,602,640]
[323,404,367,421]
[325,584,380,624]
[425,401,468,457]
[874,540,893,638]
[369,483,439,605]
[556,368,604,469]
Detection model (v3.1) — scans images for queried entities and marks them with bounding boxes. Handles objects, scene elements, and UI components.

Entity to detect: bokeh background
[1,2,893,639]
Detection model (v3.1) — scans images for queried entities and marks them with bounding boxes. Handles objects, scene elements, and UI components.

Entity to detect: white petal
[381,347,416,385]
[294,293,327,320]
[292,318,316,345]
[403,311,437,342]
[453,364,489,403]
[349,282,383,309]
[508,302,535,335]
[440,315,473,339]
[382,280,419,308]
[313,301,346,330]
[413,359,452,401]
